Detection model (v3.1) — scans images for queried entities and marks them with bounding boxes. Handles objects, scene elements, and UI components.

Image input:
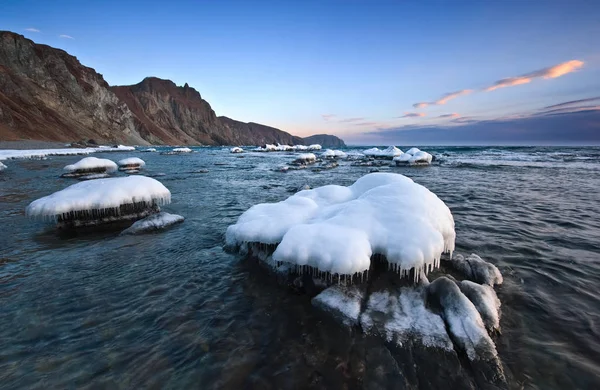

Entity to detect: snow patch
[64,157,118,174]
[172,147,192,153]
[117,157,145,169]
[230,147,244,153]
[394,148,433,165]
[322,149,347,158]
[363,146,403,158]
[308,144,322,150]
[312,285,364,326]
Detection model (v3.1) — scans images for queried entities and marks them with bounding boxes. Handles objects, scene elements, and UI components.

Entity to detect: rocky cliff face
[303,134,346,148]
[0,31,346,147]
[0,31,147,144]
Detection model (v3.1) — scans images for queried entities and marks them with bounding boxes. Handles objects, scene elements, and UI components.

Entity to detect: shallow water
[1,146,599,389]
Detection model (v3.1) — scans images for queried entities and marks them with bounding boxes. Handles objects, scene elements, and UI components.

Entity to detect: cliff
[303,134,346,148]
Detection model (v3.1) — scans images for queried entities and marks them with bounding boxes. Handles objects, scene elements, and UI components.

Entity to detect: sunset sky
[3,0,599,144]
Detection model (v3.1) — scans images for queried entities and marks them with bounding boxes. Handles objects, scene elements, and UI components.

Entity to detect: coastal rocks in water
[253,144,277,152]
[120,211,184,235]
[230,147,244,153]
[312,285,365,326]
[312,161,339,172]
[321,149,347,159]
[445,253,503,286]
[363,146,403,159]
[459,280,501,332]
[394,147,433,166]
[307,144,322,151]
[291,153,317,165]
[117,157,145,171]
[61,157,118,178]
[161,147,193,155]
[142,148,157,152]
[26,176,171,229]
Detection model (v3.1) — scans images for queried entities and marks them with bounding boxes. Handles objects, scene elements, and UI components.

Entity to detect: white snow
[307,144,322,150]
[394,147,433,165]
[0,161,6,170]
[78,173,111,181]
[26,176,171,219]
[226,172,455,278]
[292,145,308,151]
[363,146,403,158]
[360,289,454,351]
[121,212,184,235]
[312,285,364,326]
[0,148,95,161]
[230,147,244,153]
[142,148,157,152]
[322,149,347,158]
[447,253,503,286]
[275,144,293,151]
[253,144,277,152]
[172,147,192,153]
[293,153,317,164]
[117,157,145,168]
[64,157,118,173]
[459,280,501,332]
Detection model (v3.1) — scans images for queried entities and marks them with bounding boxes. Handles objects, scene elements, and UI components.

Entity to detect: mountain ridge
[0,31,345,147]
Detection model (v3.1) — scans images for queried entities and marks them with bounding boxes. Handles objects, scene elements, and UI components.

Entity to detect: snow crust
[447,253,503,286]
[360,289,454,351]
[275,144,293,151]
[308,144,322,150]
[312,285,364,326]
[363,146,403,158]
[292,145,308,151]
[230,147,244,153]
[117,157,145,168]
[172,147,192,153]
[293,153,317,163]
[0,148,95,160]
[394,148,433,165]
[64,157,118,173]
[322,149,347,158]
[26,176,171,218]
[227,173,455,277]
[253,144,277,152]
[459,280,501,332]
[121,211,184,235]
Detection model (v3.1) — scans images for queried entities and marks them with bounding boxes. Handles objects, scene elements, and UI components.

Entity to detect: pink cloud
[438,113,460,119]
[486,60,584,92]
[413,89,472,108]
[400,112,426,118]
[338,117,366,123]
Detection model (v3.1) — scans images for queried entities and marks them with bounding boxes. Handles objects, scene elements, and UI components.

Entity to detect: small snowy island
[61,157,118,179]
[26,176,172,229]
[117,157,145,172]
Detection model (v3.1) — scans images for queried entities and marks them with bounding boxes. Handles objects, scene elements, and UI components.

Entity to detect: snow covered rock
[120,212,184,235]
[172,147,192,153]
[292,145,308,151]
[312,285,365,326]
[459,280,501,333]
[0,148,95,161]
[142,148,157,152]
[275,144,293,151]
[291,153,317,165]
[363,146,403,158]
[26,176,171,229]
[226,172,455,282]
[445,253,503,286]
[394,148,433,165]
[307,144,322,150]
[118,157,145,170]
[230,147,244,153]
[253,144,277,152]
[322,149,347,159]
[62,157,118,177]
[0,161,6,171]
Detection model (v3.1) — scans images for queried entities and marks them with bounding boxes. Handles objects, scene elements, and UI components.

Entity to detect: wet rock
[312,285,366,327]
[445,254,503,286]
[459,280,501,333]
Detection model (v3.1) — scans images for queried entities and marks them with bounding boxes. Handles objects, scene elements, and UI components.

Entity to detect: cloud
[59,34,74,39]
[400,112,426,118]
[25,28,40,32]
[485,60,584,92]
[438,113,460,119]
[413,89,472,109]
[321,114,336,121]
[338,117,366,123]
[354,121,381,127]
[543,96,600,110]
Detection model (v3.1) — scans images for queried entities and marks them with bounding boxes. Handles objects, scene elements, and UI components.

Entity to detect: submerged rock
[120,211,184,235]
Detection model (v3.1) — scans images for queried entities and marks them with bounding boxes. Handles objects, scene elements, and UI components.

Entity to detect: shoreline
[0,140,72,150]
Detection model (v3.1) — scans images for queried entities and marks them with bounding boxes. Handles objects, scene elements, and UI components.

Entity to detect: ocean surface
[1,146,599,389]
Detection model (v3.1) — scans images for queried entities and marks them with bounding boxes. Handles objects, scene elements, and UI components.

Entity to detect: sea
[1,146,599,389]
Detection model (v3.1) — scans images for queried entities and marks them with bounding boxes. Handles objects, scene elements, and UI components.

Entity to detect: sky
[2,0,600,145]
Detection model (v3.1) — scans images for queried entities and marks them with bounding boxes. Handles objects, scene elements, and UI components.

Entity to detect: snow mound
[78,173,110,181]
[230,147,244,153]
[227,173,455,279]
[360,289,454,351]
[253,144,277,152]
[64,157,118,174]
[446,253,503,286]
[172,147,192,153]
[426,277,497,361]
[142,148,157,152]
[121,212,184,235]
[292,153,317,164]
[312,285,364,326]
[292,145,308,151]
[118,157,145,169]
[322,149,347,158]
[275,144,293,151]
[394,147,433,165]
[0,161,6,171]
[363,146,403,158]
[307,144,322,150]
[26,176,171,219]
[459,280,501,332]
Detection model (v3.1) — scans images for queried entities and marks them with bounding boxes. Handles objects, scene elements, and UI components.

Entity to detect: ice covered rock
[26,176,171,229]
[307,144,322,150]
[0,161,6,171]
[394,148,433,165]
[253,144,277,152]
[322,149,347,159]
[312,285,365,326]
[275,144,293,151]
[230,147,244,153]
[226,173,455,282]
[120,212,184,235]
[117,157,145,170]
[363,146,403,158]
[291,153,317,165]
[172,147,192,153]
[446,253,503,286]
[292,145,308,151]
[459,280,501,332]
[62,157,118,177]
[142,148,157,152]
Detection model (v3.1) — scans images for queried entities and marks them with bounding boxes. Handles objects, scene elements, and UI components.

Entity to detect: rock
[445,254,503,286]
[120,212,184,235]
[312,285,366,327]
[303,134,346,148]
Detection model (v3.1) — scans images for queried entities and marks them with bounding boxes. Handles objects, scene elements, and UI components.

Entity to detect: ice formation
[459,280,501,332]
[172,147,192,153]
[446,253,503,286]
[117,157,145,170]
[142,148,157,152]
[26,176,171,228]
[322,149,347,159]
[363,146,403,158]
[275,144,293,151]
[0,161,6,171]
[120,211,184,235]
[230,147,244,153]
[62,157,118,177]
[312,285,364,326]
[292,153,317,165]
[394,147,433,165]
[253,144,277,152]
[292,145,308,151]
[307,144,322,150]
[226,173,455,282]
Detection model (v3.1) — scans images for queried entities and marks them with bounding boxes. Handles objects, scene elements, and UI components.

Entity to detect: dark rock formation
[218,116,304,146]
[303,134,346,148]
